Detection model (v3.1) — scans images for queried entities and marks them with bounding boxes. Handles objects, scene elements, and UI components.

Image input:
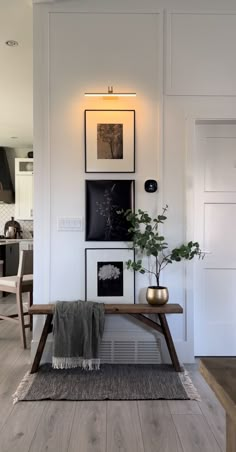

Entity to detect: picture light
[84,86,136,98]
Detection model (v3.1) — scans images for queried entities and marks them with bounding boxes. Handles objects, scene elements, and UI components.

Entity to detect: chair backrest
[17,250,33,277]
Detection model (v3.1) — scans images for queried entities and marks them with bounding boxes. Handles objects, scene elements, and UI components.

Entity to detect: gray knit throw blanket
[52,300,105,371]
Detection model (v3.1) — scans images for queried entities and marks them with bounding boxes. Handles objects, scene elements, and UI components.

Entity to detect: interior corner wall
[33,0,236,363]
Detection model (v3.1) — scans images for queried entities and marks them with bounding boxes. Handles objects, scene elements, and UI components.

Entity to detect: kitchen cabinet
[0,243,19,277]
[15,158,33,220]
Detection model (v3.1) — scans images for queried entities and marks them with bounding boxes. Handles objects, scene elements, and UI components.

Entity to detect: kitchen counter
[0,239,33,245]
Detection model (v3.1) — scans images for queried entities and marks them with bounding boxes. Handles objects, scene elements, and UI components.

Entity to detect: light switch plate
[57,217,83,231]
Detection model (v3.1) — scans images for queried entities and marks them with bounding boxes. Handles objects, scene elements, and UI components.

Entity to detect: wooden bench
[200,358,236,452]
[29,303,183,374]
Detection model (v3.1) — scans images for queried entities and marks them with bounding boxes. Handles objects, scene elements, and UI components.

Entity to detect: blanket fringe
[12,371,37,405]
[52,357,101,371]
[178,369,201,401]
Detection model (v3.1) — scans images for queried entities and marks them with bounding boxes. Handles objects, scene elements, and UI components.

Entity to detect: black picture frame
[85,248,135,304]
[85,110,135,173]
[85,179,135,241]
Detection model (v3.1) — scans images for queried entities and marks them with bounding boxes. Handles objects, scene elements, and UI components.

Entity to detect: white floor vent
[99,337,162,364]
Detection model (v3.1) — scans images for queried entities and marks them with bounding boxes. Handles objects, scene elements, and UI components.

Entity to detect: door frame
[185,114,236,358]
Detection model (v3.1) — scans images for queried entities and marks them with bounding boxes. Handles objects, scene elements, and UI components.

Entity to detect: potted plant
[121,205,203,305]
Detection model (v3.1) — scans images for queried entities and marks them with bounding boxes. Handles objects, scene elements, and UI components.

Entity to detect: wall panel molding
[166,11,236,95]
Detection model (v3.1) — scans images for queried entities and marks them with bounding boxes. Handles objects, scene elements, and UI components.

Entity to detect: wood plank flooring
[0,295,226,452]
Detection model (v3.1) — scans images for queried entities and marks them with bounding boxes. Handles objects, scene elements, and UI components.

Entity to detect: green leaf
[158,215,167,221]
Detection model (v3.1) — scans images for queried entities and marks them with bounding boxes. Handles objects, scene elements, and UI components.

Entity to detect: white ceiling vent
[99,337,162,364]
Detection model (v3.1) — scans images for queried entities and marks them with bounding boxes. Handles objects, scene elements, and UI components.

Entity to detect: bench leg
[30,314,53,374]
[158,313,181,372]
[130,312,181,372]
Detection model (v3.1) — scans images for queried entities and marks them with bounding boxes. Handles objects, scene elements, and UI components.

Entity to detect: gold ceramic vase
[146,286,169,305]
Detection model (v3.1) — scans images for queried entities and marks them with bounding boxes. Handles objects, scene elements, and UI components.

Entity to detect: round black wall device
[144,179,158,193]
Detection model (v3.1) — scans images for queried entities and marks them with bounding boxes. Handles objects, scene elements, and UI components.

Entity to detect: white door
[194,121,236,356]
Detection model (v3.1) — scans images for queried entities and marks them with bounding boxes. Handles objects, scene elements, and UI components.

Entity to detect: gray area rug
[13,364,200,403]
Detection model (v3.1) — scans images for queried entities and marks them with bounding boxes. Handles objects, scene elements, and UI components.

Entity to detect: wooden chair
[0,249,33,348]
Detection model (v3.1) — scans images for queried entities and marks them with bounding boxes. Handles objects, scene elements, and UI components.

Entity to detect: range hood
[0,148,14,204]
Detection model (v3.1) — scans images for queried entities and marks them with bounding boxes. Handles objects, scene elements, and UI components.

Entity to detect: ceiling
[0,0,33,149]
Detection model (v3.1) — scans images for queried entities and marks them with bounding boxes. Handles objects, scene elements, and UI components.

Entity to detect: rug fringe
[178,369,201,401]
[12,371,37,405]
[52,357,101,370]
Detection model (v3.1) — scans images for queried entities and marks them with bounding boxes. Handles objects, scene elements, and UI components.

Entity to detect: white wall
[33,0,236,362]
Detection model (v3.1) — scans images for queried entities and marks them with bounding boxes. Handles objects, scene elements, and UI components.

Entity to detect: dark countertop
[0,239,33,245]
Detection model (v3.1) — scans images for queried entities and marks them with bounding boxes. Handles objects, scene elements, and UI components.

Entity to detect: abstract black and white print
[86,179,134,241]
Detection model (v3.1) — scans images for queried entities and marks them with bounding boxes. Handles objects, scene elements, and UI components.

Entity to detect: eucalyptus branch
[119,206,203,287]
[159,252,172,269]
[142,267,159,279]
[159,260,171,272]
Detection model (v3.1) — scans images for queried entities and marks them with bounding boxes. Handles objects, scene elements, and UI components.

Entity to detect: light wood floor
[0,296,226,452]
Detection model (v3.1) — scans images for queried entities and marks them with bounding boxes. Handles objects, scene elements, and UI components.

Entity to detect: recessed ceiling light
[5,40,19,47]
